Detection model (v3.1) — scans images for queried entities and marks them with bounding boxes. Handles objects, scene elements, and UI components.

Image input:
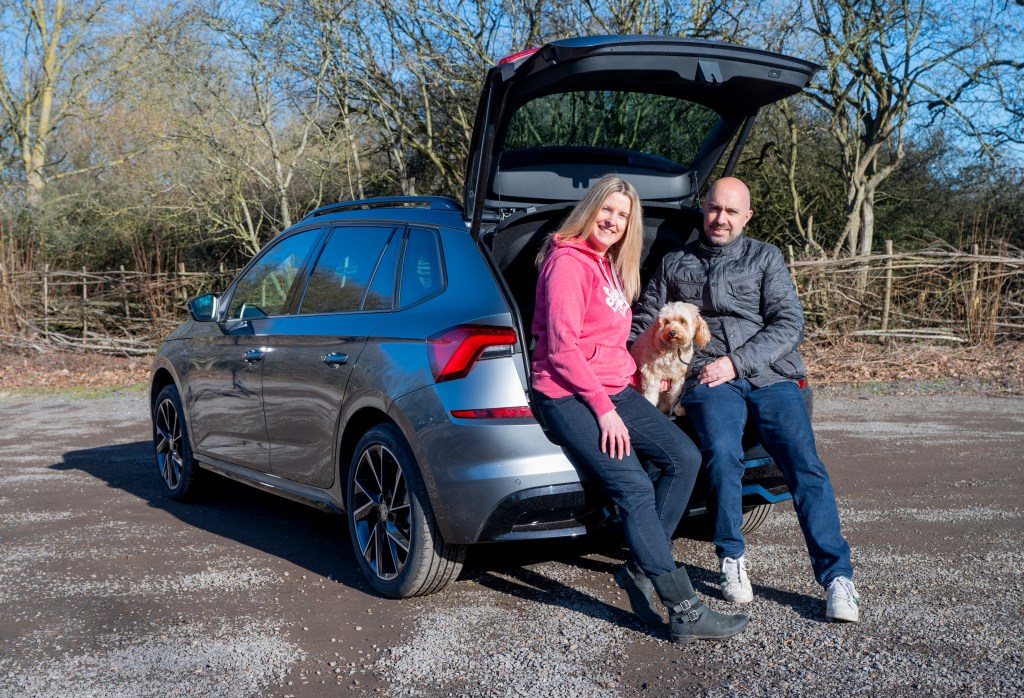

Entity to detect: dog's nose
[669,330,677,337]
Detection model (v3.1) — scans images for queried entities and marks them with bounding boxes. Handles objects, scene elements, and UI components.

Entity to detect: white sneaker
[719,555,753,604]
[826,576,860,622]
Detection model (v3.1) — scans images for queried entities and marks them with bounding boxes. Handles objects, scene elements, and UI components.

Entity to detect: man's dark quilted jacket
[631,234,807,387]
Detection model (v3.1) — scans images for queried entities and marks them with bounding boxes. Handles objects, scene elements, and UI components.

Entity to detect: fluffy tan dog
[630,301,710,416]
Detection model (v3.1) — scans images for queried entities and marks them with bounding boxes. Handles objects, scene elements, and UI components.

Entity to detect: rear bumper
[477,483,588,541]
[740,458,792,504]
[392,383,588,544]
[392,381,794,545]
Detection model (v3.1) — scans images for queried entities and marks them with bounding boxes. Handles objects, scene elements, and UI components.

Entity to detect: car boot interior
[483,201,705,345]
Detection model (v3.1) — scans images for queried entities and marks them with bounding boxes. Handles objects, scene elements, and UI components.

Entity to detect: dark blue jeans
[680,379,853,587]
[534,387,701,578]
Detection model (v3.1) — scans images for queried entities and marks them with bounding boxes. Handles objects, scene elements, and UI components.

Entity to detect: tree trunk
[858,185,877,257]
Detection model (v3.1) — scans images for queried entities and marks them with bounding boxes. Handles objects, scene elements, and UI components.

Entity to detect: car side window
[299,226,397,314]
[399,227,444,307]
[227,229,321,320]
[363,229,401,310]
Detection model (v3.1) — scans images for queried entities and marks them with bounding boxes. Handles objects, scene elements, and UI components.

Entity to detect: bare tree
[297,0,367,201]
[790,0,1024,258]
[323,0,508,196]
[572,0,751,38]
[157,0,333,251]
[0,0,145,205]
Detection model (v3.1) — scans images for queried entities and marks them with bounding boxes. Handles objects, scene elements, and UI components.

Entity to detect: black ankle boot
[613,559,663,626]
[652,566,749,644]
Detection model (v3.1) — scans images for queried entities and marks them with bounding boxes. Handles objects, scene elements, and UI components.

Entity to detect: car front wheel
[346,424,465,598]
[152,384,204,500]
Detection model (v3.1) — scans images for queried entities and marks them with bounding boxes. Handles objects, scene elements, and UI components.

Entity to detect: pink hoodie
[531,238,636,417]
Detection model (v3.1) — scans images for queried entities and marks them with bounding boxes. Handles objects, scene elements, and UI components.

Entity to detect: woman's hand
[597,409,631,460]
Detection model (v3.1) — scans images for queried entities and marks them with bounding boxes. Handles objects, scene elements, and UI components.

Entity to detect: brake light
[498,48,540,65]
[450,407,533,419]
[428,325,517,383]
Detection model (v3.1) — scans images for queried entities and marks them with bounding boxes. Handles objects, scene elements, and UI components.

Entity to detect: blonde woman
[531,174,748,643]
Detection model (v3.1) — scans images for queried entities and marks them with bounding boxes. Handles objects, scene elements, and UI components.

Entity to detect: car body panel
[261,313,383,488]
[388,383,577,544]
[184,319,270,471]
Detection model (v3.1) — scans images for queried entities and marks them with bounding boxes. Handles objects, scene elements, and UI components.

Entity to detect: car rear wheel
[152,384,204,500]
[346,424,465,598]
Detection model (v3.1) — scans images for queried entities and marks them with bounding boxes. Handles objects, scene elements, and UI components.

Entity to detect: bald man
[631,177,859,623]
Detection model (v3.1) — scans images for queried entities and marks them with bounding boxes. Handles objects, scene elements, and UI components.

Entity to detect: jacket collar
[696,232,746,259]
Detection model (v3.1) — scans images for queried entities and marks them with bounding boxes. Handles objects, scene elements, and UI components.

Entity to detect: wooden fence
[0,262,236,355]
[1,242,1022,355]
[786,242,1023,346]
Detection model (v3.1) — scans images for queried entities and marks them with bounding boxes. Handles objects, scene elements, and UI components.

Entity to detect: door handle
[242,349,265,363]
[321,352,349,367]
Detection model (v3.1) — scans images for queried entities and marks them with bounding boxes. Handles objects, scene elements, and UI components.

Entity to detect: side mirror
[187,293,220,322]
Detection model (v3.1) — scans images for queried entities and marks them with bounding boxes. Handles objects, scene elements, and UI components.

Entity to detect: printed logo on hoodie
[599,259,629,316]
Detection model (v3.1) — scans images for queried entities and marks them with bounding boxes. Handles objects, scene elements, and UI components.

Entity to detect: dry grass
[0,350,151,391]
[803,339,1024,393]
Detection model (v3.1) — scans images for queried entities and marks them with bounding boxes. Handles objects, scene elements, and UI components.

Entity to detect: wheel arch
[337,406,391,499]
[342,412,466,597]
[337,402,451,540]
[150,367,178,411]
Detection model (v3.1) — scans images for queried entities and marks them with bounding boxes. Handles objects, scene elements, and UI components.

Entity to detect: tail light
[498,48,540,65]
[428,325,517,383]
[450,407,533,419]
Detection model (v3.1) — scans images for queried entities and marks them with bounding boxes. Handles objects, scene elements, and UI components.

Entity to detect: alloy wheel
[154,398,184,490]
[351,443,412,580]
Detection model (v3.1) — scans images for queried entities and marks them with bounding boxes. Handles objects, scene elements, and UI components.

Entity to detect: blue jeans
[680,379,853,586]
[534,387,701,578]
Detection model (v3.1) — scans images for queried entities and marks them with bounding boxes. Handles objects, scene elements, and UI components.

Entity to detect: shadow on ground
[52,441,367,592]
[52,440,822,620]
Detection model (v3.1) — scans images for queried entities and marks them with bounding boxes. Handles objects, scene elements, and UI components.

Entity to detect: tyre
[346,424,466,598]
[738,503,774,536]
[152,384,204,500]
[678,503,775,541]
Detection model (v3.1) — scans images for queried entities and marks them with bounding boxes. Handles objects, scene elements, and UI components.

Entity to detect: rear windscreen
[503,91,719,168]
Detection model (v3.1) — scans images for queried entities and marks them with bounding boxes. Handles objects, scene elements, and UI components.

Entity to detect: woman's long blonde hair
[535,174,644,302]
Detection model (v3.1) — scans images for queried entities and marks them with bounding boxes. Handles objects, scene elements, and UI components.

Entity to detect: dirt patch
[802,339,1024,394]
[0,350,151,391]
[1,340,1021,393]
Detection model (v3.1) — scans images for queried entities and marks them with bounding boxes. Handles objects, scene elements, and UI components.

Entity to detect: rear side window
[227,228,321,320]
[363,231,401,310]
[504,91,718,168]
[299,226,397,314]
[399,228,444,307]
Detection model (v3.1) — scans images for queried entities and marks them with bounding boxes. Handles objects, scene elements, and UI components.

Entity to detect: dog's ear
[694,315,711,348]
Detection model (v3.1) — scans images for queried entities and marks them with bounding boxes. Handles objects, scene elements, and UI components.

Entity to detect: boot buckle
[685,610,699,622]
[669,598,693,614]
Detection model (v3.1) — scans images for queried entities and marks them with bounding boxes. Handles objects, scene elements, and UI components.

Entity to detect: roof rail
[302,196,463,220]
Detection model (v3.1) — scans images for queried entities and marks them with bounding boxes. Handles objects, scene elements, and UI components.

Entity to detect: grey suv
[149,35,819,598]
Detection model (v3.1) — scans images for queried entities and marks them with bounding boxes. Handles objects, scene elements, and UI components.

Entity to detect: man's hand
[699,356,736,388]
[597,409,631,460]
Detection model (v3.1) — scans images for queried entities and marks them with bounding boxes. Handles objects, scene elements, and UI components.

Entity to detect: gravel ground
[1,389,1022,697]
